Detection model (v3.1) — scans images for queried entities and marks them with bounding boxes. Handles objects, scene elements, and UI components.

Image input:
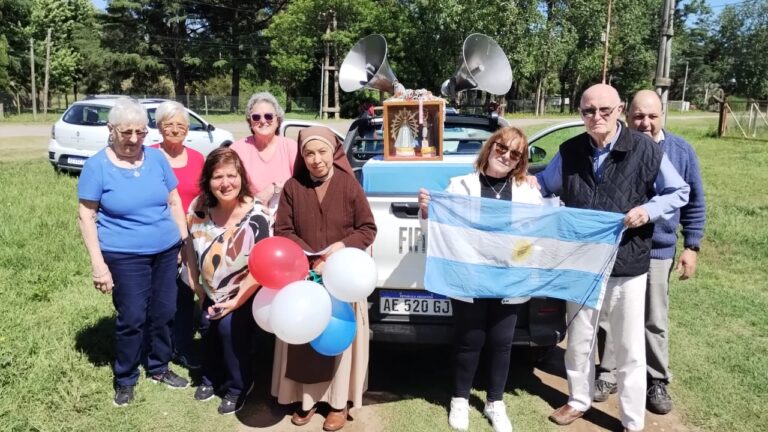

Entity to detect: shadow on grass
[191,320,627,430]
[75,316,115,367]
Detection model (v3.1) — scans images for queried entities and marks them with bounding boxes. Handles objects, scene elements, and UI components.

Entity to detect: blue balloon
[310,296,357,357]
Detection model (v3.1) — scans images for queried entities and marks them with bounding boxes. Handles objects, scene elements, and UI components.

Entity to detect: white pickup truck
[283,114,585,356]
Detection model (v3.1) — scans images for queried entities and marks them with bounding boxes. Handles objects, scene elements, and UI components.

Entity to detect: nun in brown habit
[271,126,377,431]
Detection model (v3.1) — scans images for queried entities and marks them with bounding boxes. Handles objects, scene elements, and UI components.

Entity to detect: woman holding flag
[418,126,542,432]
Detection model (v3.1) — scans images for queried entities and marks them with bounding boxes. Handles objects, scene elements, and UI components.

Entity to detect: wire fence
[720,100,768,140]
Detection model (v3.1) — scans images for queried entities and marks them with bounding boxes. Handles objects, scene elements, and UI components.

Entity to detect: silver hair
[155,100,189,127]
[245,92,285,121]
[108,97,148,127]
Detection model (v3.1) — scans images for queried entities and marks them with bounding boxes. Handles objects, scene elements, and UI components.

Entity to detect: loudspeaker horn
[441,34,512,97]
[339,34,398,94]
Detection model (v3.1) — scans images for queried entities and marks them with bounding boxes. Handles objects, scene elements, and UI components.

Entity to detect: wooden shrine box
[382,99,444,161]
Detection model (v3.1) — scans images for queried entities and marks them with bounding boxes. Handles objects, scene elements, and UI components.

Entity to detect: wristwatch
[685,245,700,252]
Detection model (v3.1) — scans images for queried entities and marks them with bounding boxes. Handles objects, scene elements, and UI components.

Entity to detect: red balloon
[248,237,309,288]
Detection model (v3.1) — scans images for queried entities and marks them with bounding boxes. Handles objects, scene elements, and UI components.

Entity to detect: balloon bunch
[248,237,378,357]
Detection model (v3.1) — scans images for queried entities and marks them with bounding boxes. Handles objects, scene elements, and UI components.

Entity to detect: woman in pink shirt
[151,100,205,370]
[230,92,297,214]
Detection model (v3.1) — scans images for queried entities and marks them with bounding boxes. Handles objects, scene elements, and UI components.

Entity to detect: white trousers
[565,274,647,431]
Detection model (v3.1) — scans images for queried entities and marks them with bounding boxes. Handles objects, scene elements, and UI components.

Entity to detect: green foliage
[0,0,31,96]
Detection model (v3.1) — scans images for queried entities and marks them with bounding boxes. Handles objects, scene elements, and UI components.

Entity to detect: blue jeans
[172,275,197,360]
[200,295,257,397]
[104,242,181,387]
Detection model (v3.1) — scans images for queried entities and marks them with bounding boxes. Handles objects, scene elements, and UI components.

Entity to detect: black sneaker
[217,393,245,415]
[593,378,618,402]
[194,384,215,402]
[647,380,673,414]
[113,385,135,407]
[150,369,189,389]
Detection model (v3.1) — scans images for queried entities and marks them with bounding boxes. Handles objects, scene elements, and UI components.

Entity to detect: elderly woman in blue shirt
[77,98,189,407]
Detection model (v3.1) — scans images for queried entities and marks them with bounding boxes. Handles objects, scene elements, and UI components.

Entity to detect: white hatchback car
[48,97,235,172]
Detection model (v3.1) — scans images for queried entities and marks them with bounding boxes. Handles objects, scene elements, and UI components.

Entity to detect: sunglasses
[250,113,275,122]
[114,127,148,138]
[579,104,621,119]
[493,142,523,160]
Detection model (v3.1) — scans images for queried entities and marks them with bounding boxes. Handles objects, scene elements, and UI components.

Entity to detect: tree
[28,0,101,99]
[193,0,289,112]
[0,0,32,107]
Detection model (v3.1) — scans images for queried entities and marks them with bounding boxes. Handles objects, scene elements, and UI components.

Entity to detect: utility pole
[681,61,689,110]
[43,28,52,116]
[30,38,37,119]
[320,10,340,120]
[654,0,675,125]
[601,0,614,84]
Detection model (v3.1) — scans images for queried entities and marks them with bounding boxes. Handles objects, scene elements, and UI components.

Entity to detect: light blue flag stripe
[429,190,625,244]
[425,257,606,307]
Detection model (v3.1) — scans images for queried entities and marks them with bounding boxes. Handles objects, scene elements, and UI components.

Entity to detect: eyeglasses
[161,122,188,131]
[250,113,275,122]
[579,105,622,119]
[493,142,523,160]
[114,127,148,138]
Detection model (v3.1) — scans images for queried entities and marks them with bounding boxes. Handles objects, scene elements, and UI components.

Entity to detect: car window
[62,104,110,126]
[443,127,493,154]
[187,114,206,132]
[529,124,584,164]
[146,108,158,128]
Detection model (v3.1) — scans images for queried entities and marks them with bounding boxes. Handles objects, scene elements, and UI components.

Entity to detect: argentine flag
[424,191,625,310]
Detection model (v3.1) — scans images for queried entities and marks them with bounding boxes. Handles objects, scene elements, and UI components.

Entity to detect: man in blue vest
[536,84,690,432]
[594,90,706,415]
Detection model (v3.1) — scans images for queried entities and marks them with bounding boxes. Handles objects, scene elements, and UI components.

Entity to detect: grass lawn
[0,121,765,431]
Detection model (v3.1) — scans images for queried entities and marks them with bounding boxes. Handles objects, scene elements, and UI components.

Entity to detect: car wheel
[220,141,232,148]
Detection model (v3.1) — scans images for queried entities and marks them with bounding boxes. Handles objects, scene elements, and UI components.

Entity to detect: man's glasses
[579,105,621,119]
[114,127,148,138]
[250,113,275,122]
[161,122,188,131]
[493,142,523,160]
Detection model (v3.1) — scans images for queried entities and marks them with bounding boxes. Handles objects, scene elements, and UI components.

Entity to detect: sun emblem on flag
[511,239,534,262]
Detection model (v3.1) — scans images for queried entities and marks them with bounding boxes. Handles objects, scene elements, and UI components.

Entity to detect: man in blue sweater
[595,90,706,415]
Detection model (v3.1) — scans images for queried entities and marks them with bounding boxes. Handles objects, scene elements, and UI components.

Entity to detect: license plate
[67,157,85,166]
[379,290,452,316]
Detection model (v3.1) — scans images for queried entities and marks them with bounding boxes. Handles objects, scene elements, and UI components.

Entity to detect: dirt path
[533,345,693,432]
[231,342,693,432]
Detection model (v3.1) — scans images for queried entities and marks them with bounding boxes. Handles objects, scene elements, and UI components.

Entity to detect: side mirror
[207,123,216,132]
[529,145,546,163]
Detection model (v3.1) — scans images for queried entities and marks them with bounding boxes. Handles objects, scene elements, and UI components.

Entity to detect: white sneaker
[483,400,513,432]
[448,397,470,430]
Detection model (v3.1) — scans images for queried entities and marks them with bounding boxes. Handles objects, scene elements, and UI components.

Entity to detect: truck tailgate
[369,196,426,290]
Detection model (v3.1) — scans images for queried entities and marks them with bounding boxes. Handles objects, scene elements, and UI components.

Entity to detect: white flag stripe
[428,221,618,275]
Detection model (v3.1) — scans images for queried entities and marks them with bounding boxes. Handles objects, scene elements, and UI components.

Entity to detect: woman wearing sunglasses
[417,126,543,432]
[77,98,189,407]
[230,92,297,217]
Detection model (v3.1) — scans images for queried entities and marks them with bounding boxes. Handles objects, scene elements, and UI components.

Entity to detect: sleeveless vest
[560,124,662,277]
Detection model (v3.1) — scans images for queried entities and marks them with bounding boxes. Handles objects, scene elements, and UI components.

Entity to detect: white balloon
[269,280,332,345]
[322,248,378,302]
[251,287,279,333]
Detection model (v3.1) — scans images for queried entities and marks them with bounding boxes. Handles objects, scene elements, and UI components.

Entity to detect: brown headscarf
[294,126,354,180]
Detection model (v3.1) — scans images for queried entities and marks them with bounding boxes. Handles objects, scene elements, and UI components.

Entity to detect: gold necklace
[482,174,509,199]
